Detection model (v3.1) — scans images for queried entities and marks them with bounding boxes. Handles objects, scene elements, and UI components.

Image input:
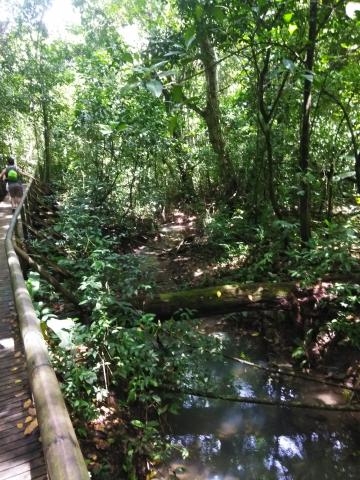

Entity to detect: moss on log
[142,282,297,318]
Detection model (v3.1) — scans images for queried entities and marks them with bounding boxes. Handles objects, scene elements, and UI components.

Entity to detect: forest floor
[131,210,360,386]
[132,210,242,292]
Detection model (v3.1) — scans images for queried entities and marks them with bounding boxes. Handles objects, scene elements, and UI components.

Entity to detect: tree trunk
[42,98,51,184]
[255,47,289,219]
[299,0,318,244]
[257,49,281,218]
[198,31,236,198]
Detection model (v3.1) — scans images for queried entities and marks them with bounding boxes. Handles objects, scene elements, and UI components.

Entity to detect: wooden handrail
[5,180,89,480]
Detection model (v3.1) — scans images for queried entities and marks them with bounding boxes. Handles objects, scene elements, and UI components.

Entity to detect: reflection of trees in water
[165,335,360,479]
[167,402,360,480]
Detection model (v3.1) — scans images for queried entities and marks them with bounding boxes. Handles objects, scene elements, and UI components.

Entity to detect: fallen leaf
[28,407,36,416]
[25,416,33,423]
[15,352,22,358]
[17,422,24,429]
[24,418,38,436]
[14,379,22,384]
[11,367,18,372]
[23,399,32,409]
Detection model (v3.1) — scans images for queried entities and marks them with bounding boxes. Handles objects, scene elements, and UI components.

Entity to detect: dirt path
[133,211,198,292]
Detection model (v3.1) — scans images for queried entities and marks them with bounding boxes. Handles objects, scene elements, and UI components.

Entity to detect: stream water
[159,322,360,480]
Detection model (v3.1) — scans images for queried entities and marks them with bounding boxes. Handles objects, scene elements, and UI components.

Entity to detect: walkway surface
[0,198,47,480]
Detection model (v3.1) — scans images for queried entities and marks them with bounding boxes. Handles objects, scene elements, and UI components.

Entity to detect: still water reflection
[160,330,360,480]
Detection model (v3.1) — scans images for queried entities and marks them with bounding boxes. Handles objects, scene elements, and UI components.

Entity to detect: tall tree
[299,0,318,244]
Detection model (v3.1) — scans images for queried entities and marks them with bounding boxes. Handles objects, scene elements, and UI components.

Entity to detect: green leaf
[168,115,178,135]
[288,23,298,35]
[116,122,128,132]
[131,419,144,428]
[303,72,314,82]
[122,52,133,63]
[212,6,226,23]
[184,26,196,49]
[157,70,177,78]
[145,79,163,97]
[195,4,204,20]
[164,50,182,57]
[171,84,183,103]
[283,12,294,23]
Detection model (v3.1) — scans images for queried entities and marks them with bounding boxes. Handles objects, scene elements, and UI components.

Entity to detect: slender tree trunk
[326,163,334,219]
[42,98,51,183]
[323,91,359,193]
[263,126,282,218]
[198,31,236,198]
[255,47,289,219]
[257,49,281,218]
[299,0,318,244]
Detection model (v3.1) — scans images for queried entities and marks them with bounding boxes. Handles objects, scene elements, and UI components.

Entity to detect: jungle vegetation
[1,0,360,478]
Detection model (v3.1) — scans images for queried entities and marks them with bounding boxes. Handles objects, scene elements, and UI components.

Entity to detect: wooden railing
[5,180,89,480]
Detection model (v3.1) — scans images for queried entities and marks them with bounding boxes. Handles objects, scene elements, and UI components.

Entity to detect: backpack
[7,167,18,182]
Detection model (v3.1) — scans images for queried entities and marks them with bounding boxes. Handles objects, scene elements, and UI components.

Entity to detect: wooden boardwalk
[0,199,47,480]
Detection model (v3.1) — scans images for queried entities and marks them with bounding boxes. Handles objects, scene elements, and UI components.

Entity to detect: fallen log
[163,385,360,412]
[142,282,298,318]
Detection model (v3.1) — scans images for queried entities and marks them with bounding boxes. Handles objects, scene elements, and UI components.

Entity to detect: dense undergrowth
[204,206,360,284]
[25,182,360,478]
[27,183,224,479]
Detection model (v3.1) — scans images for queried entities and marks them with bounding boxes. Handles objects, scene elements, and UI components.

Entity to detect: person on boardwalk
[0,156,24,212]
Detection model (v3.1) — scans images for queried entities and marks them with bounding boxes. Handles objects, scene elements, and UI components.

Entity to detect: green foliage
[27,182,222,476]
[287,219,360,285]
[5,0,360,476]
[328,283,360,349]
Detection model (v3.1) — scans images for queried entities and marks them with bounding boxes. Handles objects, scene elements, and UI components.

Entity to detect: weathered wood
[142,282,297,318]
